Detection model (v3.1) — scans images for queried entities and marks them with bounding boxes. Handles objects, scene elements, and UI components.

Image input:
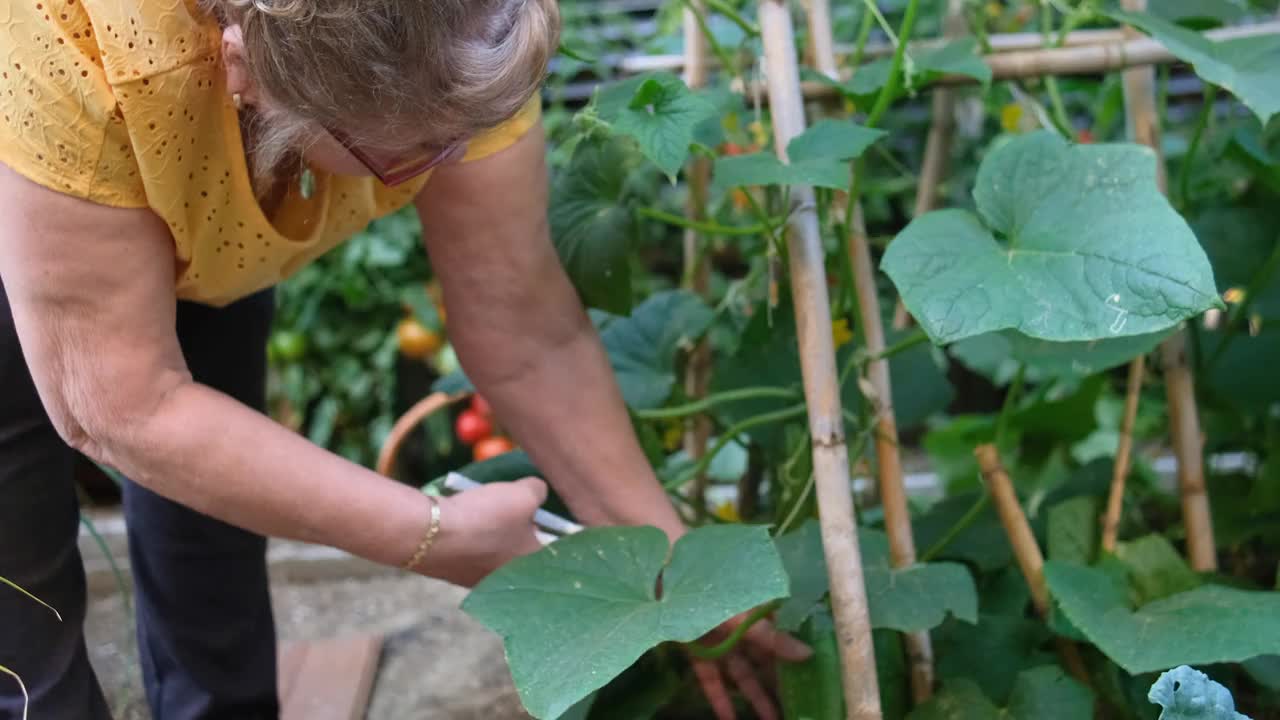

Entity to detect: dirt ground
[85,572,529,719]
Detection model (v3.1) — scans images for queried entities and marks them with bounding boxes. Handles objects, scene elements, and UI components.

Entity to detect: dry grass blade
[0,575,62,622]
[0,664,29,720]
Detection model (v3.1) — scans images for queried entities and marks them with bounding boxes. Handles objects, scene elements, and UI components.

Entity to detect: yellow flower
[832,318,854,348]
[1000,102,1024,134]
[748,119,769,149]
[662,420,684,451]
[713,501,741,523]
[1224,287,1245,304]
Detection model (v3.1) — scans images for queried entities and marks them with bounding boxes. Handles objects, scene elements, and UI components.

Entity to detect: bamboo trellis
[665,1,1253,715]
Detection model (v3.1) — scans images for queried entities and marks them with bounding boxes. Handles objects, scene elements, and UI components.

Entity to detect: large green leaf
[594,72,718,179]
[1148,666,1250,720]
[861,529,979,632]
[1150,0,1246,28]
[1045,560,1280,674]
[824,38,992,98]
[772,521,977,633]
[883,132,1221,345]
[548,138,639,315]
[711,119,884,193]
[934,614,1053,704]
[786,119,888,164]
[910,667,1093,720]
[1047,496,1100,566]
[601,291,714,410]
[950,329,1170,385]
[1112,11,1280,125]
[463,525,789,719]
[774,521,831,632]
[1115,534,1203,604]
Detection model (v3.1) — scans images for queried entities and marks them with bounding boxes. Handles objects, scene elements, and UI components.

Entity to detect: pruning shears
[442,472,584,545]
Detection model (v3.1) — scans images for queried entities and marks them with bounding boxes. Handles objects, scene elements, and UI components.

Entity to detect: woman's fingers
[743,618,813,663]
[725,654,778,720]
[691,659,737,720]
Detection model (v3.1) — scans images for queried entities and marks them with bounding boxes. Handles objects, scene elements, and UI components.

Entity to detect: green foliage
[1113,11,1280,124]
[1045,561,1280,674]
[548,137,644,315]
[885,132,1221,345]
[462,525,789,719]
[909,666,1094,720]
[600,290,714,410]
[1148,666,1251,720]
[772,520,978,633]
[594,72,719,180]
[712,120,886,193]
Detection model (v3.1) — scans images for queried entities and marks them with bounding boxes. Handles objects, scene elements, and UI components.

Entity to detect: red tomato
[471,394,493,418]
[1078,129,1095,144]
[722,142,746,157]
[473,436,515,462]
[455,409,493,445]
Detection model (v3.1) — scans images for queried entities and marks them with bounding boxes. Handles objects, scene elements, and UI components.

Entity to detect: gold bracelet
[401,495,442,573]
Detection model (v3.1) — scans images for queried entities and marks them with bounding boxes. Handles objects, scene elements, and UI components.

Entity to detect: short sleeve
[0,0,146,207]
[460,95,542,164]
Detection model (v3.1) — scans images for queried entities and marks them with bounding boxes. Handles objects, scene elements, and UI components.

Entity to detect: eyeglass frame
[323,124,469,187]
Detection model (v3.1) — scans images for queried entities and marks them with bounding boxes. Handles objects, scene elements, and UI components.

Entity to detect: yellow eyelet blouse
[0,0,540,306]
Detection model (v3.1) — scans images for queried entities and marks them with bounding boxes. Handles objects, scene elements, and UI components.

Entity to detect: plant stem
[866,0,923,128]
[706,0,760,37]
[664,404,809,490]
[921,493,989,562]
[851,7,876,67]
[684,600,783,660]
[682,0,738,77]
[1101,355,1145,553]
[994,365,1026,447]
[1177,85,1217,211]
[638,206,775,237]
[1038,3,1074,135]
[635,387,801,420]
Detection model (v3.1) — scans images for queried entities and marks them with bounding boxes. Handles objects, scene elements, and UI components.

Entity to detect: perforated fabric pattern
[0,0,540,306]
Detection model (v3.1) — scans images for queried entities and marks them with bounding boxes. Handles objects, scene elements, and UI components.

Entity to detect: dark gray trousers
[0,281,279,720]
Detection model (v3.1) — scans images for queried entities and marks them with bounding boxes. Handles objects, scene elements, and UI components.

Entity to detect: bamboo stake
[850,204,935,704]
[760,2,881,717]
[682,1,714,519]
[892,0,967,330]
[975,445,1091,684]
[801,0,936,697]
[805,0,839,78]
[619,27,1133,75]
[734,22,1280,101]
[1101,355,1145,553]
[1113,0,1217,571]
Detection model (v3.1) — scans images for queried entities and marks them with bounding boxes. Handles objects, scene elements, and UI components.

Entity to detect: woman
[0,0,809,717]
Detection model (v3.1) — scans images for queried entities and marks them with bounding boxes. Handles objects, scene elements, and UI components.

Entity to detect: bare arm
[417,124,686,540]
[0,164,545,587]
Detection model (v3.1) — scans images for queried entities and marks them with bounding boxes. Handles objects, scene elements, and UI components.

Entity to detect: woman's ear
[221,24,258,105]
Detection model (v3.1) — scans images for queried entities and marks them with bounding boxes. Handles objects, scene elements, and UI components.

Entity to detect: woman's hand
[689,612,812,720]
[424,477,549,587]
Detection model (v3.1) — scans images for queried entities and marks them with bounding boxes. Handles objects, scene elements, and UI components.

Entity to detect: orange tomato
[473,436,515,462]
[397,318,443,358]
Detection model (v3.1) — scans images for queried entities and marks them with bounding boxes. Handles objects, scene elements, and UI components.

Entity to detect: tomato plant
[455,409,495,446]
[474,436,516,462]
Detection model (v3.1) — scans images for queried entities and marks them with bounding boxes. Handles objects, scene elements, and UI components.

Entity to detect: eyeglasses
[324,124,469,187]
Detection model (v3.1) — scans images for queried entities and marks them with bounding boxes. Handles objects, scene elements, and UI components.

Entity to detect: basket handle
[376,391,469,479]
